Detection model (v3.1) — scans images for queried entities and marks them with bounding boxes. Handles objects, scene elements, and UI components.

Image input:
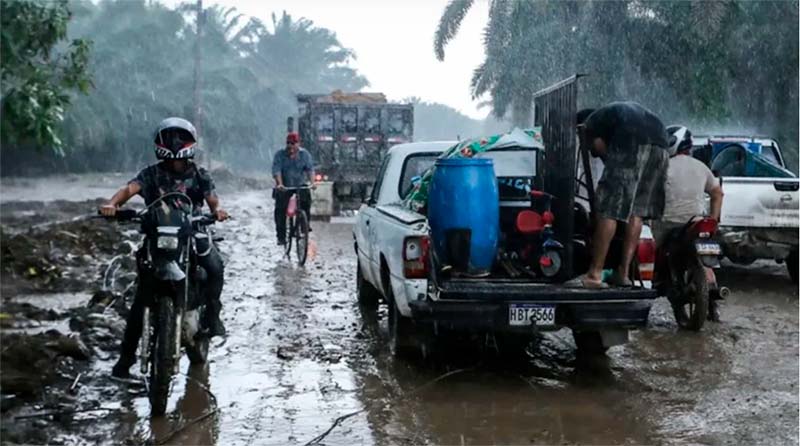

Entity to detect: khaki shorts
[595,144,669,222]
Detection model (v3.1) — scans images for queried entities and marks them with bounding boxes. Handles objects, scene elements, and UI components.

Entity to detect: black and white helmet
[666,125,692,156]
[153,117,197,160]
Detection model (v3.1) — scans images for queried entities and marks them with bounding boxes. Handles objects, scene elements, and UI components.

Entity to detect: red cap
[286,132,300,144]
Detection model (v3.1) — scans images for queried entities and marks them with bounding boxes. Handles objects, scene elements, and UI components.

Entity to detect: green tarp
[403,127,543,213]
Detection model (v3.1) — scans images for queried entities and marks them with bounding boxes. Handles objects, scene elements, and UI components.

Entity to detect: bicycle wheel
[284,216,294,258]
[295,210,309,266]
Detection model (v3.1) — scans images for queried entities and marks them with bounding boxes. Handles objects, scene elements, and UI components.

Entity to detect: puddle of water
[7,292,92,311]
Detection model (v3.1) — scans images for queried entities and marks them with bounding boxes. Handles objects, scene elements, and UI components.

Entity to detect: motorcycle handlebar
[96,210,224,225]
[191,214,217,225]
[95,208,141,221]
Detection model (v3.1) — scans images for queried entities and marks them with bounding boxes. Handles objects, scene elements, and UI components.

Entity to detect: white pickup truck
[692,136,799,282]
[354,141,659,358]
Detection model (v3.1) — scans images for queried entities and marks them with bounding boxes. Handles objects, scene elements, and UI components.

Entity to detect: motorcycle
[657,216,730,331]
[102,192,222,415]
[501,189,564,279]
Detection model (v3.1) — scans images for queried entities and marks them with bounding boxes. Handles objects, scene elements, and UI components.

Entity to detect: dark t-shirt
[584,101,669,152]
[129,162,216,211]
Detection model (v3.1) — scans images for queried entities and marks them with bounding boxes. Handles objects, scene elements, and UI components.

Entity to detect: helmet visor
[156,127,196,153]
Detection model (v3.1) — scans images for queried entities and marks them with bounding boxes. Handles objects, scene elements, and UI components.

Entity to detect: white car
[692,136,799,281]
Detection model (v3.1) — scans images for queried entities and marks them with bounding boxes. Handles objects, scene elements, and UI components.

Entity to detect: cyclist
[273,132,315,245]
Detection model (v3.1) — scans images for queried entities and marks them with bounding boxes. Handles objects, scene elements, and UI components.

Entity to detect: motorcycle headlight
[157,236,179,250]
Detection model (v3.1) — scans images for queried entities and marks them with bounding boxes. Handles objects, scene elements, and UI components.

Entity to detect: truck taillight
[637,238,656,281]
[403,236,430,279]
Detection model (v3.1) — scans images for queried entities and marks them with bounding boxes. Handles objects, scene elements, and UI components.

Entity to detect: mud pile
[1,201,136,295]
[1,200,139,444]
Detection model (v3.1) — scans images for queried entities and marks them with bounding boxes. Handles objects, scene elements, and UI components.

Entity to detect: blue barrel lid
[435,157,494,167]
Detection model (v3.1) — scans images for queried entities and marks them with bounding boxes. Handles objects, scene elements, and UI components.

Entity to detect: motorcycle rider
[100,117,229,379]
[654,125,725,319]
[272,132,315,245]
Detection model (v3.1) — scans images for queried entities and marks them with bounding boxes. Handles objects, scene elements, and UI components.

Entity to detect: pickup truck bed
[355,141,659,357]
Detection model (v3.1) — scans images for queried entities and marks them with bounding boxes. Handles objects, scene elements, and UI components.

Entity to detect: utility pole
[192,0,205,167]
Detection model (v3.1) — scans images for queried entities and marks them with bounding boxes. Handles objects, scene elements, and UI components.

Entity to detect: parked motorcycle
[501,190,564,279]
[101,192,222,415]
[657,217,730,330]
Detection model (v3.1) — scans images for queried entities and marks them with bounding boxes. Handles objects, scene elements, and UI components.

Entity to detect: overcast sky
[192,0,491,119]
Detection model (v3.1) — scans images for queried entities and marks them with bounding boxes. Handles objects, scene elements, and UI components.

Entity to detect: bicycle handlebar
[280,185,312,191]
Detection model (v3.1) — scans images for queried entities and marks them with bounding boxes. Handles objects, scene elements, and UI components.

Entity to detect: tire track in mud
[180,192,376,445]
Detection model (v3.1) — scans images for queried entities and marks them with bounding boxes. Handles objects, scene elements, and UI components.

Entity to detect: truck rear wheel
[357,259,381,307]
[572,331,609,356]
[492,333,532,360]
[787,249,798,283]
[388,296,417,358]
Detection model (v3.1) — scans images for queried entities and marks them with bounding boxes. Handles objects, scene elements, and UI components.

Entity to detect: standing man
[272,132,315,245]
[574,101,670,288]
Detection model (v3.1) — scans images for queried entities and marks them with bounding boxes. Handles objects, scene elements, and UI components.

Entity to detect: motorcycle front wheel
[672,257,709,331]
[149,296,177,416]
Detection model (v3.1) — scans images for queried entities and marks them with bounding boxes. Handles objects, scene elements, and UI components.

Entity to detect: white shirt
[662,154,719,223]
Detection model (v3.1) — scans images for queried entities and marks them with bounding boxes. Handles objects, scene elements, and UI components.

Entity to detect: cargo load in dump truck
[287,90,414,217]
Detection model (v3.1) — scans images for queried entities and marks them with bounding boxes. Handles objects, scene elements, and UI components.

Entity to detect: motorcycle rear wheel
[672,257,709,331]
[149,297,177,416]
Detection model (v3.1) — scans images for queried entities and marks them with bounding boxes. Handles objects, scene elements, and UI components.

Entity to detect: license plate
[695,242,721,256]
[508,304,556,327]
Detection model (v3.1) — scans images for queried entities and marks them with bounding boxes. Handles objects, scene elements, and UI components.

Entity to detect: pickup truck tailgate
[409,279,658,332]
[721,177,799,228]
[435,278,657,302]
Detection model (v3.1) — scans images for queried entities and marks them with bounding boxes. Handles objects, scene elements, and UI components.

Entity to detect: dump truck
[287,91,414,217]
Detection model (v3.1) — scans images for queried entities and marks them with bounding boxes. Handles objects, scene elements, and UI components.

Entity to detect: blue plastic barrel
[428,158,499,275]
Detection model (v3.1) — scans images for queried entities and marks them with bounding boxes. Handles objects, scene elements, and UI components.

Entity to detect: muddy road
[1,177,797,445]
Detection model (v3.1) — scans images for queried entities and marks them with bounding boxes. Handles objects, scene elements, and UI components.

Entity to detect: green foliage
[434,0,474,61]
[1,0,91,153]
[2,0,370,174]
[434,0,799,170]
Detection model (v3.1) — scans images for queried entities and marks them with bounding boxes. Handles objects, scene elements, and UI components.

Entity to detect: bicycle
[281,185,311,266]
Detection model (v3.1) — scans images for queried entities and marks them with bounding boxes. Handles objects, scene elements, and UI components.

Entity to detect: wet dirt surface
[1,178,797,445]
